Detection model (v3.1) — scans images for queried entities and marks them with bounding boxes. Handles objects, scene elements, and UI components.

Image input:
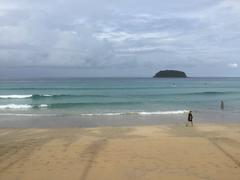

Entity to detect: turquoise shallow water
[0,78,240,118]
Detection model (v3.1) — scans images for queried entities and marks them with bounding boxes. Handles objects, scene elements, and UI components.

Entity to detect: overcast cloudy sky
[0,0,240,78]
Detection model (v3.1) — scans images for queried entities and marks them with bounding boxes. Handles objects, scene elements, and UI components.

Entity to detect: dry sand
[0,123,240,180]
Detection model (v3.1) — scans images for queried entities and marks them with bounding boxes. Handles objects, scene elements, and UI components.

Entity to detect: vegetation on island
[153,70,187,78]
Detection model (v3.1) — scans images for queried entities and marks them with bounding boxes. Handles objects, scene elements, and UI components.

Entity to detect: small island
[153,70,187,78]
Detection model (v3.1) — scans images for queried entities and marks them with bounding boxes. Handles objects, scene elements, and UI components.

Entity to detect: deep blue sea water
[0,78,239,126]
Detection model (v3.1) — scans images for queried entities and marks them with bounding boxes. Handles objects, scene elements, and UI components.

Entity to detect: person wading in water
[221,100,224,110]
[186,110,193,127]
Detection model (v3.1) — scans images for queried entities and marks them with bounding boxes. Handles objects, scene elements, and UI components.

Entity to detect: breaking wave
[0,95,33,99]
[80,110,189,116]
[0,104,48,109]
[0,94,109,99]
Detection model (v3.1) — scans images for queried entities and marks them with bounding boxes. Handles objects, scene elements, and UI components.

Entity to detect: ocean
[0,78,239,127]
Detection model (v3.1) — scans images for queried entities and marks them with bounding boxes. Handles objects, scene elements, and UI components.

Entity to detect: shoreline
[0,123,240,179]
[0,112,239,128]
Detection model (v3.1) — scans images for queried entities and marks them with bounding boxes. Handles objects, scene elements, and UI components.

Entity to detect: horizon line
[0,76,240,81]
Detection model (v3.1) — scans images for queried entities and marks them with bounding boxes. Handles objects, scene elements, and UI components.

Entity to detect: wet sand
[0,123,240,180]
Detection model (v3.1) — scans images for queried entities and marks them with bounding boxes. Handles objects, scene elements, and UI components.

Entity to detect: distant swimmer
[171,83,177,88]
[186,110,193,127]
[221,100,224,110]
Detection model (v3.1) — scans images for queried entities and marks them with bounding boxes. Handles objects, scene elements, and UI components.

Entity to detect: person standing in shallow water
[221,100,224,110]
[186,111,193,127]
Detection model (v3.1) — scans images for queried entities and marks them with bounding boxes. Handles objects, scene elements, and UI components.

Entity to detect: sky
[0,0,240,78]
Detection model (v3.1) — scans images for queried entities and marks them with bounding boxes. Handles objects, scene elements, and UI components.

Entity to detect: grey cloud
[0,0,240,77]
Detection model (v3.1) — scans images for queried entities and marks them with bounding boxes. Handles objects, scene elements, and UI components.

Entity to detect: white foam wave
[0,94,53,99]
[39,104,48,108]
[0,104,49,109]
[138,110,189,115]
[80,110,189,116]
[0,95,32,99]
[0,104,32,109]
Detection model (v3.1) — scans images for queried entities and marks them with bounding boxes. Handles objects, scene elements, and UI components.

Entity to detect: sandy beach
[0,123,240,180]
